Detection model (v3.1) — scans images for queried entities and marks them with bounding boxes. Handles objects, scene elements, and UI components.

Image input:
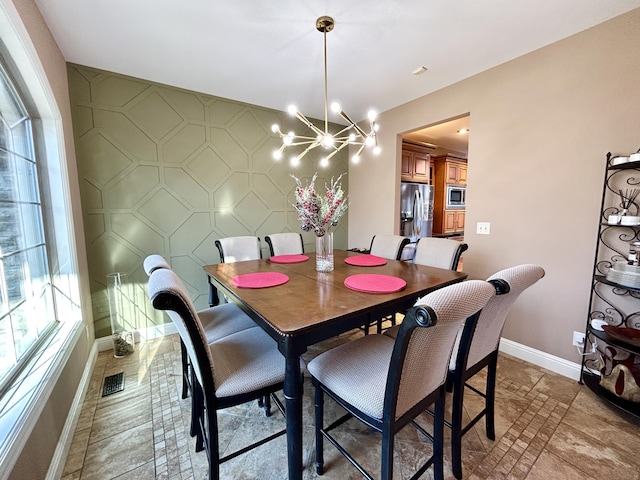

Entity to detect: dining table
[203,249,468,480]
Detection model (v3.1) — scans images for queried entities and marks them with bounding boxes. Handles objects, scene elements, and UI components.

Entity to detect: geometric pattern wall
[67,64,349,338]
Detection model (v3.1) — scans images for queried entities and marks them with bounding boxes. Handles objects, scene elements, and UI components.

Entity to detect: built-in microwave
[446,185,466,209]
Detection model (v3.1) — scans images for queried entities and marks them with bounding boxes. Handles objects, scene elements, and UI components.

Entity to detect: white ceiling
[35,0,640,126]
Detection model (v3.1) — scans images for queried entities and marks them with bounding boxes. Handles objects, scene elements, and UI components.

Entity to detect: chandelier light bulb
[330,102,341,113]
[373,146,381,155]
[352,154,360,163]
[348,133,356,142]
[283,135,294,146]
[373,123,380,132]
[368,110,377,121]
[290,156,300,167]
[273,150,283,160]
[271,124,280,134]
[322,134,334,148]
[319,157,329,168]
[365,135,374,146]
[287,105,298,115]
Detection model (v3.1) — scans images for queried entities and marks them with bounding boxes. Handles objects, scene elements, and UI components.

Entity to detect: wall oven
[446,185,466,209]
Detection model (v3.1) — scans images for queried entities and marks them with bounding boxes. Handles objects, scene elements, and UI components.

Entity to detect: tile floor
[62,331,640,480]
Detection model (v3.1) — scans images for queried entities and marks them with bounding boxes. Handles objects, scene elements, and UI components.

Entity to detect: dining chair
[384,264,545,478]
[413,237,468,271]
[215,235,262,263]
[308,279,496,480]
[265,232,304,256]
[143,254,258,441]
[368,234,410,260]
[147,267,287,480]
[211,236,262,306]
[445,264,545,479]
[366,234,410,334]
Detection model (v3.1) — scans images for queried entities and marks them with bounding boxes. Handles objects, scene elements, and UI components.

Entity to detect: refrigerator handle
[413,190,423,237]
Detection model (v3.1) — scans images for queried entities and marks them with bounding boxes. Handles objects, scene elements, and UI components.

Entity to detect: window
[0,60,57,390]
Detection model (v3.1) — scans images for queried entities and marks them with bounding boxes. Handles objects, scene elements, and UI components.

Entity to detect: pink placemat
[344,274,406,294]
[269,254,309,264]
[231,272,289,289]
[344,254,388,267]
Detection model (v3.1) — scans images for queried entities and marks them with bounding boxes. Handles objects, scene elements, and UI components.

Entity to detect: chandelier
[271,16,381,168]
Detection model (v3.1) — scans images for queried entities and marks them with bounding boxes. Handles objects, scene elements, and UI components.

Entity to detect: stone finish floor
[61,332,640,480]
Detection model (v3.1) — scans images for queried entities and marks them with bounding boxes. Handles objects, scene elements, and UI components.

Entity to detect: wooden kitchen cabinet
[443,210,465,233]
[446,161,467,185]
[401,143,431,183]
[432,154,468,235]
[435,155,467,186]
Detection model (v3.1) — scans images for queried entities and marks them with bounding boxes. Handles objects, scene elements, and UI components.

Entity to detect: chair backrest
[462,264,545,370]
[369,235,410,261]
[215,236,262,263]
[147,268,215,395]
[386,279,496,420]
[413,237,468,270]
[265,233,304,256]
[143,254,171,276]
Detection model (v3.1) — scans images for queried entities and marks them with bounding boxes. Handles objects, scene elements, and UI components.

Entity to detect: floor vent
[102,372,125,397]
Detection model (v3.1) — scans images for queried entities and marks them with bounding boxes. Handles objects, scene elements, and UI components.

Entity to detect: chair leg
[193,378,205,452]
[180,340,189,399]
[450,373,465,480]
[380,428,394,480]
[264,394,272,417]
[207,395,220,480]
[433,394,445,480]
[314,382,325,475]
[485,354,498,440]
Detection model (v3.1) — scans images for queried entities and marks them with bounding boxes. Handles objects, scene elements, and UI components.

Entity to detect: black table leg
[283,354,303,480]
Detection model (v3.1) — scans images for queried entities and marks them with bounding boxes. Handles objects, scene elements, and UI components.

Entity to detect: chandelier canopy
[271,16,381,168]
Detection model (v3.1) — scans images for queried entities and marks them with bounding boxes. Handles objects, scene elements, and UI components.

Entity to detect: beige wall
[66,66,350,338]
[4,0,94,478]
[348,8,640,363]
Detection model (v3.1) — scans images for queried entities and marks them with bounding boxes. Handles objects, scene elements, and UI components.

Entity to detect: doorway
[401,115,470,239]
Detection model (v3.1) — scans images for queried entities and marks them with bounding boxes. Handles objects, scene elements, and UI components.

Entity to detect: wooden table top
[204,250,467,339]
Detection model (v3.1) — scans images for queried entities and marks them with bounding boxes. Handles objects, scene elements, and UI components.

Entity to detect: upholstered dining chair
[368,234,410,261]
[265,232,304,256]
[384,264,545,479]
[143,254,258,441]
[445,264,545,479]
[211,236,262,306]
[365,234,410,334]
[413,237,468,271]
[308,279,496,480]
[215,235,262,263]
[147,267,287,480]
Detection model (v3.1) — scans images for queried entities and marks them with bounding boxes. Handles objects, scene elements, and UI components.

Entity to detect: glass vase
[315,231,334,272]
[107,272,135,358]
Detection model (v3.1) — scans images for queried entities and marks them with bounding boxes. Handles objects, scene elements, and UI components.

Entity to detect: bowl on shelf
[602,325,640,348]
[606,260,640,288]
[621,216,640,226]
[612,156,630,165]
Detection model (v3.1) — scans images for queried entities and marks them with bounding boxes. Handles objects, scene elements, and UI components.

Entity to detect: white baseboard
[499,337,582,381]
[95,322,177,352]
[46,341,98,480]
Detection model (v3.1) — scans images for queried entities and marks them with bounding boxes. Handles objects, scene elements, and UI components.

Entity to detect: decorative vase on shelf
[315,231,334,272]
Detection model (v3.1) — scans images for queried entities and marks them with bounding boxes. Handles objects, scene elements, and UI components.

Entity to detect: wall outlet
[572,331,585,347]
[477,222,491,235]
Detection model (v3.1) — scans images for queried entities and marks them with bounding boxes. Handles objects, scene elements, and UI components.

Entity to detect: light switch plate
[476,222,491,235]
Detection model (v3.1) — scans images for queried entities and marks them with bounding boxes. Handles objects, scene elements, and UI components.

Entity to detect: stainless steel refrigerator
[400,182,434,242]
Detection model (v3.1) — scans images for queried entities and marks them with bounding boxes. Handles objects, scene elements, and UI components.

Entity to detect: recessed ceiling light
[411,66,428,75]
[457,128,469,134]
